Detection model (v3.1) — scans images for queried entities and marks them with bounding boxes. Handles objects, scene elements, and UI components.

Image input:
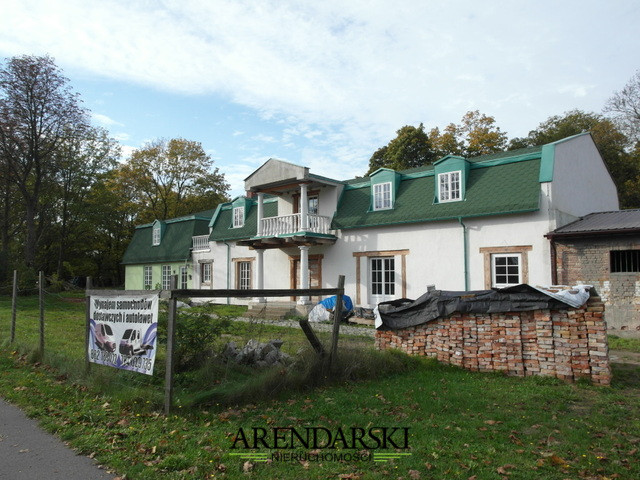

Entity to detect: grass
[1,293,640,479]
[608,334,640,353]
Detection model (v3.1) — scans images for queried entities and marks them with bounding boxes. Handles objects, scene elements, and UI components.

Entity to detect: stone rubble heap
[221,339,291,367]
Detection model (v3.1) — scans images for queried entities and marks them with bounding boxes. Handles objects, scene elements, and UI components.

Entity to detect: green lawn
[1,293,639,479]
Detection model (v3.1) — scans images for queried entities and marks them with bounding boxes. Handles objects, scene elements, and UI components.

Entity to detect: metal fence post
[164,275,178,415]
[39,271,45,357]
[10,270,17,343]
[85,277,93,374]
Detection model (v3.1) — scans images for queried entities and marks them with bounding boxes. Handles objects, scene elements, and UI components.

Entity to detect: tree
[604,70,640,144]
[366,124,436,174]
[0,55,88,269]
[429,110,508,158]
[47,126,120,277]
[117,138,229,223]
[508,110,639,208]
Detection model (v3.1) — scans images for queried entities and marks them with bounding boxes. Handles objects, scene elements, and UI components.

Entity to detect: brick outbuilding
[547,209,640,338]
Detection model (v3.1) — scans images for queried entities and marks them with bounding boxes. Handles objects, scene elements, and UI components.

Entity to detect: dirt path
[609,349,640,366]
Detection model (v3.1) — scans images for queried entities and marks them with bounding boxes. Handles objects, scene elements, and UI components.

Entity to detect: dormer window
[152,224,161,246]
[233,206,244,228]
[438,171,461,202]
[373,182,392,210]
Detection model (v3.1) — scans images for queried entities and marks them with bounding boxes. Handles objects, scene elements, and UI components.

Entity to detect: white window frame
[370,256,396,302]
[162,265,172,290]
[152,225,161,246]
[307,195,319,215]
[237,261,251,290]
[143,266,153,289]
[201,262,212,284]
[373,182,392,211]
[438,171,461,202]
[233,206,244,228]
[491,253,521,288]
[180,266,188,289]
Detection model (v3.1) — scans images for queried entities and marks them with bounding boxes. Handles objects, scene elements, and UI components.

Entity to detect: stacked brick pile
[375,295,611,385]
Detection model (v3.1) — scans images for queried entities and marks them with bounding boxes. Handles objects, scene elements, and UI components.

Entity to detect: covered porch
[242,158,341,307]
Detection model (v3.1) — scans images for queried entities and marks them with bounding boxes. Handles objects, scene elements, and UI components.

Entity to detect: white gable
[245,158,309,191]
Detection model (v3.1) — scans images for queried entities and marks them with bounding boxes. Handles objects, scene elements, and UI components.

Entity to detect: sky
[1,0,639,197]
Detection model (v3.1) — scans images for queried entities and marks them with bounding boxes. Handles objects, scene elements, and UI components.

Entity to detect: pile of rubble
[221,339,291,367]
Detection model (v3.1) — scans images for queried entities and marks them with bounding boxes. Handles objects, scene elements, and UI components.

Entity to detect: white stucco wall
[321,207,554,307]
[192,201,555,307]
[549,135,619,227]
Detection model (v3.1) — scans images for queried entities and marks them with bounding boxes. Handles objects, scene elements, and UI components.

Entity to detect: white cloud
[119,144,137,160]
[2,0,639,177]
[558,84,594,98]
[251,134,276,143]
[92,112,124,127]
[112,132,130,142]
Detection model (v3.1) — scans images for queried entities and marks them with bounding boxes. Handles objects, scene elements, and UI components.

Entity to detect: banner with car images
[88,294,159,375]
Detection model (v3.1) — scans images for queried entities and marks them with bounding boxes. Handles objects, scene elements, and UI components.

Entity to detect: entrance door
[369,257,396,305]
[291,256,322,302]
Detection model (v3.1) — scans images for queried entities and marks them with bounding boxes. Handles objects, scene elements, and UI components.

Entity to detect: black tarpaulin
[376,284,576,331]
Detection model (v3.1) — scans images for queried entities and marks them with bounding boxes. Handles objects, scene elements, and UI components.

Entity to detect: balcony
[261,213,331,237]
[192,235,210,251]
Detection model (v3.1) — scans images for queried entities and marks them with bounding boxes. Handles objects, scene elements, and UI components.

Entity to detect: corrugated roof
[332,158,541,229]
[122,216,211,265]
[209,200,278,241]
[551,209,640,235]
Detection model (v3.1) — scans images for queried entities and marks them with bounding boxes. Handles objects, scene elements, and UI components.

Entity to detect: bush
[173,312,231,371]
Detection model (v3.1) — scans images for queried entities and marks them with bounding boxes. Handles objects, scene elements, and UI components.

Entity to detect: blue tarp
[319,295,354,312]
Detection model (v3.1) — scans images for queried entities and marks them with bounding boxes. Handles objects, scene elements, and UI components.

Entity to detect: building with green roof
[125,134,619,314]
[122,210,214,290]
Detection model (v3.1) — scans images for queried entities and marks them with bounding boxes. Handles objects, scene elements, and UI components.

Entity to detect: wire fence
[1,271,374,413]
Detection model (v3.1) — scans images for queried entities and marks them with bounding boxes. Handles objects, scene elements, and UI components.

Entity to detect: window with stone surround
[233,258,253,289]
[201,262,212,284]
[480,245,532,289]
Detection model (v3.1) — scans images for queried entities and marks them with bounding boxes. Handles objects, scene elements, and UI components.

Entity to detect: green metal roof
[209,198,278,241]
[121,212,214,265]
[332,157,542,230]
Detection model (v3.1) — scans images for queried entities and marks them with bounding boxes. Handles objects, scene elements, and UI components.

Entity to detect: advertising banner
[88,294,159,375]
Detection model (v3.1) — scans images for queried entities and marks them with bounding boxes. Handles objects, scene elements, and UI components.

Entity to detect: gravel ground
[232,316,375,337]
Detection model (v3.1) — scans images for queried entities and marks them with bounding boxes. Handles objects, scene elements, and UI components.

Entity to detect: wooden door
[290,255,323,302]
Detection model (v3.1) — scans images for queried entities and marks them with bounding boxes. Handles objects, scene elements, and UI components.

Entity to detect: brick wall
[554,236,640,337]
[375,295,611,385]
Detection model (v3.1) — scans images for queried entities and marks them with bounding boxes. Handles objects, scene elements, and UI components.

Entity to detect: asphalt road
[0,397,116,479]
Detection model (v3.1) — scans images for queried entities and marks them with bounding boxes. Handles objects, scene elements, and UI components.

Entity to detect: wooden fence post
[85,277,93,374]
[329,275,345,368]
[164,275,178,415]
[39,271,45,357]
[10,270,17,343]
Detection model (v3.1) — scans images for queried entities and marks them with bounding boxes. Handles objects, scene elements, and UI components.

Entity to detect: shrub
[173,312,231,371]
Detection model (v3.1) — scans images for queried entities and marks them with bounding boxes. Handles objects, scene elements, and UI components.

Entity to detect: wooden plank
[298,319,326,356]
[169,287,341,299]
[85,289,159,297]
[329,275,345,368]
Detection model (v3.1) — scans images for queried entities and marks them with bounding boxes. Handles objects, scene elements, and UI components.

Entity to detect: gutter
[549,238,558,285]
[458,217,469,291]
